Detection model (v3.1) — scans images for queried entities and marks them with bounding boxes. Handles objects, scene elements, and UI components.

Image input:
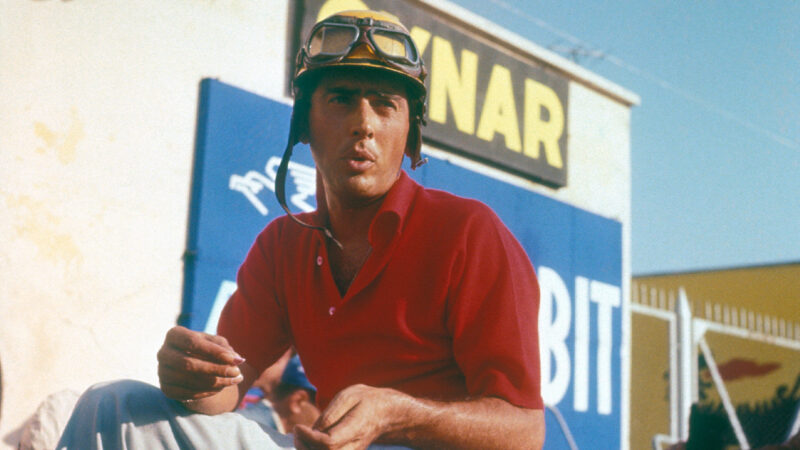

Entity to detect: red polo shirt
[218,171,543,410]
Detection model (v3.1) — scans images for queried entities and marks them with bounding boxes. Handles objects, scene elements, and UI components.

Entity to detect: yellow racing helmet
[293,10,427,99]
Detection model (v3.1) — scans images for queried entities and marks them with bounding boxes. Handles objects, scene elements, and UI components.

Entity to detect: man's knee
[77,380,160,405]
[72,379,182,422]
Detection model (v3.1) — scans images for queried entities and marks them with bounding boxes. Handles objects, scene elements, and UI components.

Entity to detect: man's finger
[158,367,242,402]
[314,390,362,432]
[165,326,244,365]
[204,333,232,349]
[294,424,332,449]
[320,411,369,450]
[158,364,243,390]
[158,346,243,378]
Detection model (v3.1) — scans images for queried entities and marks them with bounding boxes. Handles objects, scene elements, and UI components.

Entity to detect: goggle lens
[371,29,417,62]
[308,26,357,57]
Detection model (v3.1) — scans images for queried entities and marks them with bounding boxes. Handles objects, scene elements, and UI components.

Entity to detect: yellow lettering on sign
[410,26,431,55]
[524,78,564,168]
[476,64,521,152]
[428,36,478,135]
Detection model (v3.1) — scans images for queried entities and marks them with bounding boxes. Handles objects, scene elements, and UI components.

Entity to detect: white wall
[0,1,289,446]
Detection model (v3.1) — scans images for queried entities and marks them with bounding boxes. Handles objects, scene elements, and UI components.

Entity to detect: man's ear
[288,389,311,414]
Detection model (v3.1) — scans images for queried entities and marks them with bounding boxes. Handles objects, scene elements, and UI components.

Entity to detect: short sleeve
[446,206,543,409]
[217,223,293,373]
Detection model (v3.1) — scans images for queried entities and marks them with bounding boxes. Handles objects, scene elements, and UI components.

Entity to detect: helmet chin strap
[411,157,428,170]
[275,111,343,249]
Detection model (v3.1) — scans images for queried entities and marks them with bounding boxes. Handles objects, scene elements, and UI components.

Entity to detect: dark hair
[273,382,316,405]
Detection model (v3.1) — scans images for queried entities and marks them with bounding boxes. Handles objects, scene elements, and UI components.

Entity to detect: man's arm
[156,326,259,415]
[294,384,544,450]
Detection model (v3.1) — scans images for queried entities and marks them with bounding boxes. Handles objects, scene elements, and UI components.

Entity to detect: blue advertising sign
[182,78,623,449]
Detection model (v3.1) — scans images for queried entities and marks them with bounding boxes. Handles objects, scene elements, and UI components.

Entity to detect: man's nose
[349,98,375,139]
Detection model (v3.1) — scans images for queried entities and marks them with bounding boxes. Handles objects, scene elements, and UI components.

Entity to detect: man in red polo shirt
[157,10,544,449]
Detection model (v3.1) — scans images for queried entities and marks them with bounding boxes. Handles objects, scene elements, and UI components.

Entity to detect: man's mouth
[345,156,374,171]
[343,148,376,170]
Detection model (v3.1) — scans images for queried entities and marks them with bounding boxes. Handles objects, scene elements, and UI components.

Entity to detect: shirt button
[316,256,323,266]
[328,306,336,316]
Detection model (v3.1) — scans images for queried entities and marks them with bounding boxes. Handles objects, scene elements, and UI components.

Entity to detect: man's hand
[156,326,246,402]
[294,384,408,450]
[294,384,544,450]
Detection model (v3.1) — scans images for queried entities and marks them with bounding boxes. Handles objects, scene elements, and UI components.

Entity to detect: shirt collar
[368,170,417,250]
[309,170,419,249]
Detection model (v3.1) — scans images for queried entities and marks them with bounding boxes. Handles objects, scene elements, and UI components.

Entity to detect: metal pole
[675,288,693,440]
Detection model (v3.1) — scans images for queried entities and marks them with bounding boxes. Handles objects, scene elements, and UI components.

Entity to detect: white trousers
[56,379,411,450]
[56,379,296,449]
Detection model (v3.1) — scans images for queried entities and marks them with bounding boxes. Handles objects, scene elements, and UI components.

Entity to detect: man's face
[305,70,410,209]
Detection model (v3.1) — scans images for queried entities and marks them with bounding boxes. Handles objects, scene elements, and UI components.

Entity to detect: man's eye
[373,98,397,110]
[330,95,349,104]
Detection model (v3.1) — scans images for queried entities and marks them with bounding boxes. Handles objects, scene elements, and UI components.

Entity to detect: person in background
[239,348,292,409]
[238,355,319,435]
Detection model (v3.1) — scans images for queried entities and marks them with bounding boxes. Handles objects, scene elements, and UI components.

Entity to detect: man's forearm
[381,394,544,450]
[302,385,544,450]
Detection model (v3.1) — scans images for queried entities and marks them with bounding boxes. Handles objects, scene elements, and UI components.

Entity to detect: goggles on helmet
[298,14,424,81]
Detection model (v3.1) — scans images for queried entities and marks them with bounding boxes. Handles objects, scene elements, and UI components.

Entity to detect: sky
[448,0,800,275]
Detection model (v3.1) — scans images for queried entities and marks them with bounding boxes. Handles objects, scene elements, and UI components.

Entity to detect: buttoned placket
[314,239,341,318]
[312,194,406,320]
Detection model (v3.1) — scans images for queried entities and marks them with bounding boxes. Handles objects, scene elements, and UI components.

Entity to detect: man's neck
[323,194,384,296]
[325,195,383,247]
